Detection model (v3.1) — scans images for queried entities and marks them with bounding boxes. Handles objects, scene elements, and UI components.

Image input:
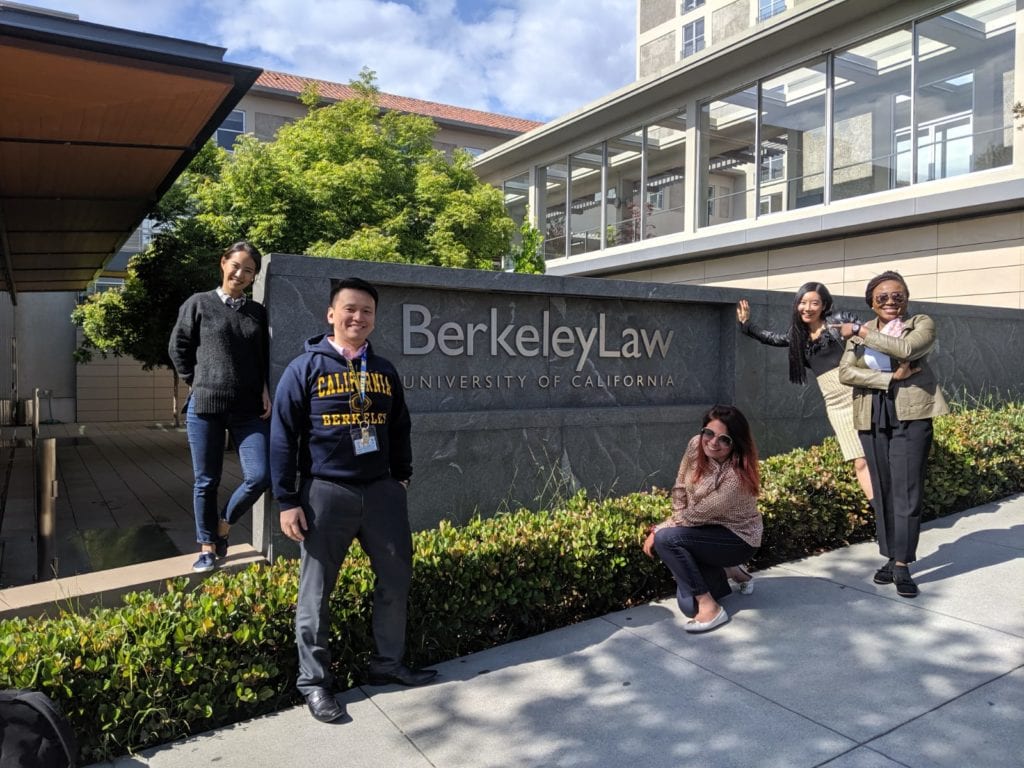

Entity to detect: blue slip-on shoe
[192,552,216,573]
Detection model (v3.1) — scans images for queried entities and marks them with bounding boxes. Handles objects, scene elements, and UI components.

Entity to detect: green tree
[74,70,525,419]
[510,207,545,274]
[192,69,513,267]
[72,219,221,425]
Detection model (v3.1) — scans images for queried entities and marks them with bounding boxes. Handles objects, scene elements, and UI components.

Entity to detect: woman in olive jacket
[838,271,948,598]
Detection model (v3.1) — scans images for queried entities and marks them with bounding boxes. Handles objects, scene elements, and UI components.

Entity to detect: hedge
[2,402,1022,762]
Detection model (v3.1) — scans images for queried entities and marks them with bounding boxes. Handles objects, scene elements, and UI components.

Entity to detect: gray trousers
[295,476,412,695]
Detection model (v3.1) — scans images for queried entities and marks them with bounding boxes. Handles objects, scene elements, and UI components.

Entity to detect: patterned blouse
[667,435,763,548]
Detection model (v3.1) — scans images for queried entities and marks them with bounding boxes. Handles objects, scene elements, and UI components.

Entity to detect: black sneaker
[214,534,229,559]
[893,565,918,598]
[873,558,895,585]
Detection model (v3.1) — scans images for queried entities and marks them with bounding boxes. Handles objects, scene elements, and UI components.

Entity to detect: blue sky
[46,0,637,122]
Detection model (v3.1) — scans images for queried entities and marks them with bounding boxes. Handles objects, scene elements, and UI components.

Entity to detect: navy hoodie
[270,334,412,510]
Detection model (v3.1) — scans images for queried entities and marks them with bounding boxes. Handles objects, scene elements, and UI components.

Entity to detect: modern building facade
[478,0,1024,310]
[638,0,814,78]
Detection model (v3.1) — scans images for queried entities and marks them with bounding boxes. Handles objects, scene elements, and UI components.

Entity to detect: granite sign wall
[253,255,744,558]
[253,254,1024,560]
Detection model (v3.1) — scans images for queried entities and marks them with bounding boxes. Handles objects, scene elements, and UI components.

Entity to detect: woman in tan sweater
[643,404,762,633]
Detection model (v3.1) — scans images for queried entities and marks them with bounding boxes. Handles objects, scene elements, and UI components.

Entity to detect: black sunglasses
[873,292,906,305]
[699,427,733,447]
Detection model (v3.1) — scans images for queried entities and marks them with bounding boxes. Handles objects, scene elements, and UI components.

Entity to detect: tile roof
[254,70,542,135]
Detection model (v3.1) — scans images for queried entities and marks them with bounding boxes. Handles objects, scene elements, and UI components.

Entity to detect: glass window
[502,172,530,259]
[606,129,645,245]
[758,0,786,21]
[760,60,827,214]
[539,163,568,259]
[683,19,705,58]
[216,109,245,150]
[643,112,688,239]
[914,0,1015,181]
[831,29,912,201]
[569,146,604,256]
[700,86,757,227]
[682,0,704,13]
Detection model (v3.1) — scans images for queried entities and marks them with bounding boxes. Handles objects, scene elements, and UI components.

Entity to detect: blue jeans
[186,398,270,544]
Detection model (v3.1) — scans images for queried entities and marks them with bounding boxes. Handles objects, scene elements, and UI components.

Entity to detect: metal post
[35,437,58,580]
[32,387,40,441]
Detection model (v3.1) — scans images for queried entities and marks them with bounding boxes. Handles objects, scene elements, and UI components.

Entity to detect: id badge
[351,426,379,455]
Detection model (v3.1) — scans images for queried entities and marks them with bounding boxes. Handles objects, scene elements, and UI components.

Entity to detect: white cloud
[37,0,636,121]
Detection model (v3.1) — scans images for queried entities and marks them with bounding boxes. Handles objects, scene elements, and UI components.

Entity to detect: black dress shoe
[893,565,919,598]
[365,664,438,687]
[873,558,895,584]
[305,688,346,722]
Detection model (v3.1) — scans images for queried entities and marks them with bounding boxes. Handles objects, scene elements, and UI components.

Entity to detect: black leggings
[653,525,755,616]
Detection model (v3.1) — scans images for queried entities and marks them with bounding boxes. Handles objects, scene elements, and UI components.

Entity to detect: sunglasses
[699,428,733,447]
[873,292,906,306]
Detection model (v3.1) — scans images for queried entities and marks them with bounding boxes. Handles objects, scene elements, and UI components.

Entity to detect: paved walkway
[0,422,249,588]
[88,493,1024,768]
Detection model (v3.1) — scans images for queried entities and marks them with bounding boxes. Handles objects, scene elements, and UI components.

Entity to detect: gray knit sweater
[168,290,269,415]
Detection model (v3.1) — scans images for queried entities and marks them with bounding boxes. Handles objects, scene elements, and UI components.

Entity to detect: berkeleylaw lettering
[402,305,674,373]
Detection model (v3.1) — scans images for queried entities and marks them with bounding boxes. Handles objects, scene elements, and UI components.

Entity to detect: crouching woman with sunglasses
[838,271,948,598]
[642,404,762,633]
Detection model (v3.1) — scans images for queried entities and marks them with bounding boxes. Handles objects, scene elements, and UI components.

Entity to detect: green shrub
[1,403,1022,762]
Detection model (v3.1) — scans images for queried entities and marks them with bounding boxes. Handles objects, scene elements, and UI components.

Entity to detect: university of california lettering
[402,304,674,373]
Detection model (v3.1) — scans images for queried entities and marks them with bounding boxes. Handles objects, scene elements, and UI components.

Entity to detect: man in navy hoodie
[270,276,436,723]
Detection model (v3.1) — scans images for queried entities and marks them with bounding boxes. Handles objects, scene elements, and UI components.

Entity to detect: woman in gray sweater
[169,241,271,573]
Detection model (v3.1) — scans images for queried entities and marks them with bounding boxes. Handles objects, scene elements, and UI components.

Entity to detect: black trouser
[860,393,933,564]
[295,476,412,695]
[653,525,755,617]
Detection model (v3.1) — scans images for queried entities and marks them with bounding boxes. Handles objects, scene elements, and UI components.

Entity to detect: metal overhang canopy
[0,6,262,299]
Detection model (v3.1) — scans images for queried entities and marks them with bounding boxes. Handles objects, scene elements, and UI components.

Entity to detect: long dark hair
[787,282,834,385]
[691,404,760,496]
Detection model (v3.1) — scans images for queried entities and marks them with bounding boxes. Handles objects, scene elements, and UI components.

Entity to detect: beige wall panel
[844,251,937,282]
[930,292,1021,309]
[936,243,1022,272]
[767,239,844,270]
[936,265,1022,299]
[77,360,118,375]
[844,225,938,261]
[77,359,174,423]
[766,264,845,292]
[705,273,770,290]
[904,273,937,300]
[615,269,656,281]
[639,0,676,34]
[648,261,706,283]
[77,385,115,399]
[936,212,1023,249]
[639,32,677,79]
[704,251,767,278]
[843,273,936,301]
[712,0,750,46]
[839,274,937,303]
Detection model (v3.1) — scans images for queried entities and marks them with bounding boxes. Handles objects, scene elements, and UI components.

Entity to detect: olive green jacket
[838,314,949,431]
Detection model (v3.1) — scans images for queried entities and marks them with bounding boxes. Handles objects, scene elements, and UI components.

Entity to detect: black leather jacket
[739,309,860,377]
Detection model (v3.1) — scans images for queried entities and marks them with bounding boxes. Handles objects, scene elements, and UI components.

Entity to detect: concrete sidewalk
[89,494,1024,768]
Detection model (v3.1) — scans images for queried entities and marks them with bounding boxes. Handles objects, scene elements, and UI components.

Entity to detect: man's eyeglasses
[699,428,733,447]
[873,292,906,306]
